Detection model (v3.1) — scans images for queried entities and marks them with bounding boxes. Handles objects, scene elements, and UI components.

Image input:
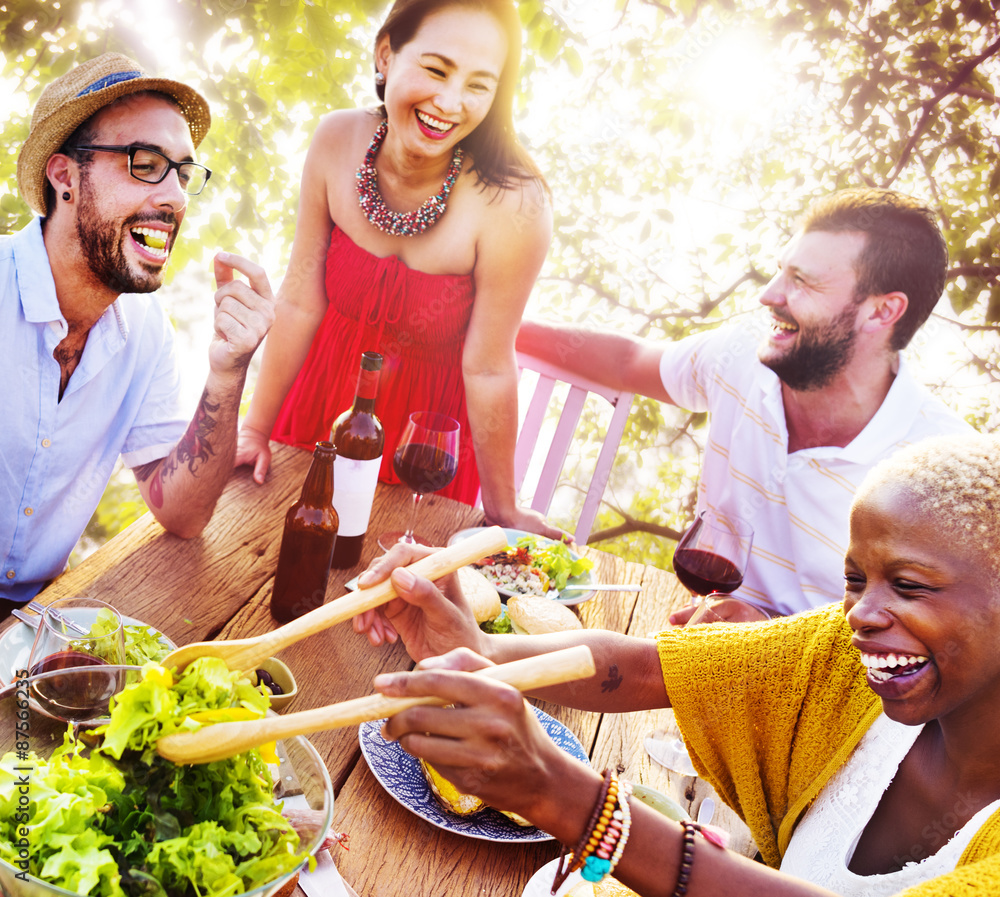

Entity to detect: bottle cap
[360,351,383,371]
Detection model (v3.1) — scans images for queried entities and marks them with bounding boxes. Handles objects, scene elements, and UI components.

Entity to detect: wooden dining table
[17,441,754,896]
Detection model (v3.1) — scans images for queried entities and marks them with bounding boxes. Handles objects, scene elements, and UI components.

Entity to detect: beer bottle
[330,352,384,568]
[270,442,339,622]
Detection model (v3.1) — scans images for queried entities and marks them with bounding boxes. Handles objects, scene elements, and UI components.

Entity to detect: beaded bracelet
[573,775,620,873]
[607,784,632,874]
[671,820,698,897]
[581,781,632,882]
[670,820,728,897]
[551,769,614,894]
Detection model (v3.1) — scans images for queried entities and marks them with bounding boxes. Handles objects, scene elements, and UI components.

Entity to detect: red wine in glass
[29,651,123,722]
[393,443,459,494]
[672,548,744,595]
[379,412,460,549]
[673,509,753,598]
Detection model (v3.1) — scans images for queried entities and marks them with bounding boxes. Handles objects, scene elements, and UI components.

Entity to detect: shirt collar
[753,352,926,462]
[14,218,63,327]
[835,356,923,463]
[14,217,130,343]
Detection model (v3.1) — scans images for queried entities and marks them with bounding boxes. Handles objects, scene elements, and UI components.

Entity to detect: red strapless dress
[272,226,480,504]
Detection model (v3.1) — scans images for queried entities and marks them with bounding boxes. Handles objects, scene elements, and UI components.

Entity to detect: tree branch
[931,313,1000,333]
[884,35,1000,186]
[587,515,683,545]
[946,265,1000,282]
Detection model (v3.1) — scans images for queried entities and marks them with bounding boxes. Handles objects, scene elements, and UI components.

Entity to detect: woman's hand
[351,542,489,660]
[376,648,590,826]
[235,425,272,484]
[668,597,772,626]
[487,505,572,543]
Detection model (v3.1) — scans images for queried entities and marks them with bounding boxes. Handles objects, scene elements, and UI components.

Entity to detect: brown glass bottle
[270,442,339,622]
[330,352,384,568]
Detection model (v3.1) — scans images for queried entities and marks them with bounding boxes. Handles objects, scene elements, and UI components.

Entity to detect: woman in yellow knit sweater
[358,432,1000,896]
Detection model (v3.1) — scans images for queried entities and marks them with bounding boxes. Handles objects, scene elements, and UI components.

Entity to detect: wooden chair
[509,352,634,545]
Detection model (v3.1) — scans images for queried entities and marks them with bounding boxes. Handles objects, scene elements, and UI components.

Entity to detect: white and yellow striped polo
[659,327,971,616]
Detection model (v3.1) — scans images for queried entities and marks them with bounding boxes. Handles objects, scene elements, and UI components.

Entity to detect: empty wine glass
[27,597,126,726]
[378,412,460,550]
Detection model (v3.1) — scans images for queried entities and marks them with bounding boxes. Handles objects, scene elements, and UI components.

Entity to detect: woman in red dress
[236,0,561,537]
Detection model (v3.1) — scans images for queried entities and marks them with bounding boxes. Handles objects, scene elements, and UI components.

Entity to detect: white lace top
[780,713,1000,895]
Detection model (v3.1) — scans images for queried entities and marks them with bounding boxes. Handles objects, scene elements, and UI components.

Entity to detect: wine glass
[648,511,756,776]
[378,412,460,550]
[672,509,755,624]
[27,596,127,727]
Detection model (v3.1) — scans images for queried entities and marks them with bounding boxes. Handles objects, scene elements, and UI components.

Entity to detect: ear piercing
[375,72,386,87]
[62,191,71,201]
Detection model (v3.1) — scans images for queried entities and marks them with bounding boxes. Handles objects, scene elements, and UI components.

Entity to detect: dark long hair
[375,0,547,193]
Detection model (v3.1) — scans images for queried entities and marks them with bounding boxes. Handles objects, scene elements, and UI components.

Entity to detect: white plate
[522,857,585,896]
[359,705,589,842]
[0,613,176,685]
[447,527,597,606]
[523,857,643,896]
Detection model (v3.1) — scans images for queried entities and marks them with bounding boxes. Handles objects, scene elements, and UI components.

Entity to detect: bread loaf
[506,594,583,634]
[458,566,502,623]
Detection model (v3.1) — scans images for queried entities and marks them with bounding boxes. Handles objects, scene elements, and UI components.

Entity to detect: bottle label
[333,455,381,536]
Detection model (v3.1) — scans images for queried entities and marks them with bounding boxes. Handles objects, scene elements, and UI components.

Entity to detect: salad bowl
[0,664,333,897]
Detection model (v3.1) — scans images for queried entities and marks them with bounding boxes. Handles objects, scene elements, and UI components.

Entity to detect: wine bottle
[270,441,339,622]
[330,352,385,568]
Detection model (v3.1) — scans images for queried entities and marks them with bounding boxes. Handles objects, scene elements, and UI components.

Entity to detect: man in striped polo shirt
[517,188,971,619]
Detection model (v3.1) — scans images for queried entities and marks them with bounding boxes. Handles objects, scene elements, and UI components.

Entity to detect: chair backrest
[511,351,633,545]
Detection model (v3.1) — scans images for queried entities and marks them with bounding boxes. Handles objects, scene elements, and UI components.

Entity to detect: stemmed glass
[27,596,127,727]
[672,509,754,624]
[647,511,755,776]
[378,412,460,549]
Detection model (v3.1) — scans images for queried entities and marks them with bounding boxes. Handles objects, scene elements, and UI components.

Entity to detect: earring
[375,72,386,87]
[62,191,71,201]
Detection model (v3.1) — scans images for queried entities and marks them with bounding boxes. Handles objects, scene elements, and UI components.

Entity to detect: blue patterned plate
[359,705,589,842]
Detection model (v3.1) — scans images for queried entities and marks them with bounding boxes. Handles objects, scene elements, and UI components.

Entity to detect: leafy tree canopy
[2,0,997,567]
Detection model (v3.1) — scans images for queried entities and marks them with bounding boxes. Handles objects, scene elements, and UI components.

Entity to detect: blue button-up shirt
[1,219,187,602]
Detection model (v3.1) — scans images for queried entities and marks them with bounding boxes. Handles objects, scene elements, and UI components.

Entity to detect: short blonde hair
[854,433,1000,579]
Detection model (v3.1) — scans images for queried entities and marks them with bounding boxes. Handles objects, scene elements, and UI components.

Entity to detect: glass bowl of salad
[0,660,333,897]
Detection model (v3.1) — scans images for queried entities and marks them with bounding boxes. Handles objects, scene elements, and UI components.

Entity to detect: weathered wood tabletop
[24,441,753,896]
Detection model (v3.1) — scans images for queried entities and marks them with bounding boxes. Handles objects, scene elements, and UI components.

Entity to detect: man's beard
[75,172,175,294]
[758,302,858,392]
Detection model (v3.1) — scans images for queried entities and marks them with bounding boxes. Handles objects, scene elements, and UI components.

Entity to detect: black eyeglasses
[69,144,212,195]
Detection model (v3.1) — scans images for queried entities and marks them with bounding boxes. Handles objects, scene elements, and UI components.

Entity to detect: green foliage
[3,0,997,571]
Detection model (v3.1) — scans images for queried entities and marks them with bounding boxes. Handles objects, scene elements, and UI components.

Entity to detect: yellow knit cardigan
[656,602,1000,896]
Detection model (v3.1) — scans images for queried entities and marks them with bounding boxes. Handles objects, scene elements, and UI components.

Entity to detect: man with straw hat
[0,52,276,616]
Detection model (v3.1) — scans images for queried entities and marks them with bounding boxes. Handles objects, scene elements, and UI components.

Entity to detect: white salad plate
[447,527,598,606]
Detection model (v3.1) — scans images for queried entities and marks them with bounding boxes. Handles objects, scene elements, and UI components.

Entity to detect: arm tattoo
[601,664,623,693]
[161,390,221,482]
[133,459,165,509]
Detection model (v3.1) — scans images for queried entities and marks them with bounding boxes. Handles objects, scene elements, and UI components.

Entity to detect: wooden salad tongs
[159,526,508,674]
[156,645,596,764]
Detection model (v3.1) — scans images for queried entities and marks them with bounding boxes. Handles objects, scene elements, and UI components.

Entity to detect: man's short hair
[801,188,947,350]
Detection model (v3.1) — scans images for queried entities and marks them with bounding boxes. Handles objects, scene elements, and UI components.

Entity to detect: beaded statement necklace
[356,120,464,237]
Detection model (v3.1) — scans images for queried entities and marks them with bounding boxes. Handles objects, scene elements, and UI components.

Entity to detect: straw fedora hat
[17,52,211,217]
